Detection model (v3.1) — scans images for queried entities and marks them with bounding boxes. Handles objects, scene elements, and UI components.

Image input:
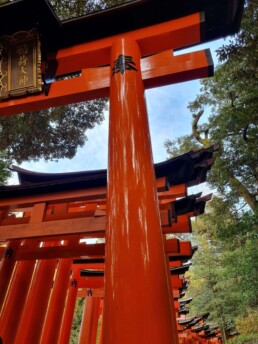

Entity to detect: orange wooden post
[165,254,180,344]
[57,269,79,344]
[90,297,102,344]
[14,256,58,344]
[0,207,45,342]
[78,295,101,344]
[97,299,104,344]
[0,239,21,310]
[0,255,36,343]
[103,37,175,343]
[40,258,72,344]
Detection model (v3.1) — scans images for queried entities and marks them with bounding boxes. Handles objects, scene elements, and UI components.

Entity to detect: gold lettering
[19,74,29,86]
[16,43,28,56]
[18,55,28,67]
[17,44,29,86]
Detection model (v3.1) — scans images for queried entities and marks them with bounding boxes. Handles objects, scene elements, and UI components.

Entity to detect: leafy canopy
[165,0,258,213]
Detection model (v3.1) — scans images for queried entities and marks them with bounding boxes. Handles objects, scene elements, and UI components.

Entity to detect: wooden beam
[159,183,187,203]
[14,243,105,260]
[78,276,104,289]
[164,238,180,254]
[0,47,211,117]
[0,216,105,241]
[162,214,192,234]
[50,13,202,75]
[0,183,187,212]
[0,186,107,208]
[0,213,194,241]
[142,49,212,89]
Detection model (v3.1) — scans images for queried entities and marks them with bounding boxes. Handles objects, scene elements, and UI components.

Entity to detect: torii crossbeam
[0,13,212,116]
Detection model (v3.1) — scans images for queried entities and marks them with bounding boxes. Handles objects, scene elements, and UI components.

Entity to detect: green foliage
[189,56,258,208]
[235,308,258,335]
[198,196,258,242]
[186,196,258,340]
[164,135,202,158]
[228,334,258,344]
[0,151,11,186]
[0,99,106,163]
[70,298,85,343]
[50,0,133,20]
[222,238,258,310]
[165,0,258,213]
[186,233,242,327]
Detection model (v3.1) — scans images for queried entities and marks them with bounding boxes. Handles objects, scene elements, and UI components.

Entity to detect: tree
[235,308,258,336]
[0,152,11,185]
[50,0,133,20]
[165,0,258,214]
[186,230,240,342]
[0,101,106,163]
[184,195,258,341]
[185,200,258,341]
[165,4,258,336]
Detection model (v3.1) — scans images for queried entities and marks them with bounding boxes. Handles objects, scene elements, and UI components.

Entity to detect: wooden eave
[0,146,218,200]
[170,264,191,275]
[178,308,189,315]
[178,316,196,325]
[0,0,244,54]
[179,297,193,306]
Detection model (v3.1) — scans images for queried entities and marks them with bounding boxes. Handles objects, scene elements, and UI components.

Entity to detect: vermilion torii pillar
[104,37,177,343]
[41,258,72,344]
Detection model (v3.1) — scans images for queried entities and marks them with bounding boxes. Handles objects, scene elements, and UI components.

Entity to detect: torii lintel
[0,12,213,117]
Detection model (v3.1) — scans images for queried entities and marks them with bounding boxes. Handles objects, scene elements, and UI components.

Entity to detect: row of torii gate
[0,145,220,344]
[0,0,244,343]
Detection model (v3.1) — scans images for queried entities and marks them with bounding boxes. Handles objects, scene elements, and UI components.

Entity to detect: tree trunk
[228,172,258,215]
[191,111,258,215]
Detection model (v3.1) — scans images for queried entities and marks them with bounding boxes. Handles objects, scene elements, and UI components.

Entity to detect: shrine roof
[178,316,196,325]
[170,264,191,275]
[0,0,244,52]
[179,297,193,305]
[0,145,219,199]
[178,312,210,326]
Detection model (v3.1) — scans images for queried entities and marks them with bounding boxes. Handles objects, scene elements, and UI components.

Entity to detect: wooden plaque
[0,29,42,100]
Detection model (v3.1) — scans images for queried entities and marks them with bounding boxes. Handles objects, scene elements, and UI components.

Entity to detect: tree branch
[192,110,211,148]
[227,169,258,215]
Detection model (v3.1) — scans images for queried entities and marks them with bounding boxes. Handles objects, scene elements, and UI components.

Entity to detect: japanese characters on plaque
[0,29,42,100]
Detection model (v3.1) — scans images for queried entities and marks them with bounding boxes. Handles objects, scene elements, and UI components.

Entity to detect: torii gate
[0,0,243,343]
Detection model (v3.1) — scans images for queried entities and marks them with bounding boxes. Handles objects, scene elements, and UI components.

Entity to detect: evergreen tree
[165,4,258,334]
[165,0,258,214]
[185,196,258,342]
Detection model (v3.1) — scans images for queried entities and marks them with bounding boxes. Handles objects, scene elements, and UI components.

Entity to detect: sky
[8,38,227,188]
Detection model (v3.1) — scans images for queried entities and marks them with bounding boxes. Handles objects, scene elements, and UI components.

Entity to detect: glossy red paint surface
[0,240,21,310]
[14,256,58,344]
[0,251,36,343]
[57,269,79,344]
[40,259,72,344]
[103,37,176,343]
[79,296,101,344]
